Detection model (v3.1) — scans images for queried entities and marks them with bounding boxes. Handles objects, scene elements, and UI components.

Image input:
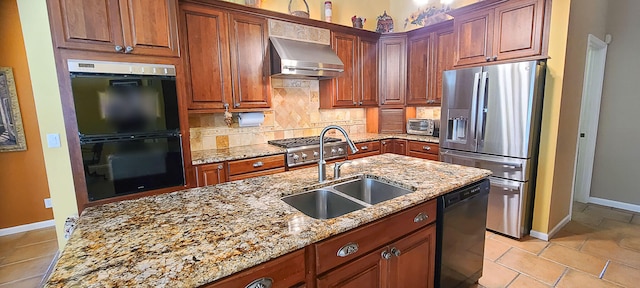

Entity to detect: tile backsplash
[416,107,441,120]
[189,78,367,151]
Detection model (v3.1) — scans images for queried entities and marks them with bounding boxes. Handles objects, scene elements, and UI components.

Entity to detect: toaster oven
[407,119,440,136]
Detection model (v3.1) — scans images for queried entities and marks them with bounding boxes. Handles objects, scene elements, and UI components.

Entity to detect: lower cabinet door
[388,225,437,288]
[317,248,389,288]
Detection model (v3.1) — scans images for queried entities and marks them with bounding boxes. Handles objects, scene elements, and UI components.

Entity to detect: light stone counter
[45,154,490,287]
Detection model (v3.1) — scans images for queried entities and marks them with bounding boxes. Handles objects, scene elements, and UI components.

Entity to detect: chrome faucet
[333,161,351,179]
[318,125,358,182]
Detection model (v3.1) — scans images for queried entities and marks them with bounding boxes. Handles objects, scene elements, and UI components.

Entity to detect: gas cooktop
[268,136,342,148]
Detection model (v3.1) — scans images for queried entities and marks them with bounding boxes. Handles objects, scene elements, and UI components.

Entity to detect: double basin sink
[282,176,414,219]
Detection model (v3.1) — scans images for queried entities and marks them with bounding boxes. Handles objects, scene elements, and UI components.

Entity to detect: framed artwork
[0,67,27,152]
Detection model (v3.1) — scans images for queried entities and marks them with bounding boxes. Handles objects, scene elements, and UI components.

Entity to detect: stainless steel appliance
[439,60,546,238]
[436,179,490,287]
[268,136,348,168]
[68,60,185,201]
[406,119,440,136]
[270,37,344,79]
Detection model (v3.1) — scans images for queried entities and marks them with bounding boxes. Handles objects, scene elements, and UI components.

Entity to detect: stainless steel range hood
[270,37,344,79]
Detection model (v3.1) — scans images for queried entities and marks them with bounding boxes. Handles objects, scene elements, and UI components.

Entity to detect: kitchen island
[45,154,490,287]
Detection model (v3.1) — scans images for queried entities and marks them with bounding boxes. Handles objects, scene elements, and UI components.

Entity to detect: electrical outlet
[44,198,53,208]
[47,134,61,148]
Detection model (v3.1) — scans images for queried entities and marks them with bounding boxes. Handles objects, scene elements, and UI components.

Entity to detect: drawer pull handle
[217,165,223,183]
[422,146,431,151]
[253,161,264,168]
[391,247,401,257]
[361,146,369,150]
[414,212,429,223]
[337,242,359,257]
[381,250,392,260]
[246,277,273,288]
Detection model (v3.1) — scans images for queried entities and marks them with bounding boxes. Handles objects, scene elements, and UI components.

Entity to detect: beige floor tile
[0,275,44,288]
[486,231,495,239]
[479,259,518,288]
[603,261,640,288]
[556,269,621,288]
[620,237,640,252]
[584,205,633,223]
[595,219,640,241]
[540,244,607,276]
[492,234,549,255]
[1,240,58,264]
[507,274,550,288]
[581,238,640,268]
[0,233,25,257]
[550,221,595,250]
[631,214,640,225]
[484,238,511,261]
[497,248,566,286]
[0,256,53,284]
[572,202,587,213]
[572,210,604,227]
[18,227,57,247]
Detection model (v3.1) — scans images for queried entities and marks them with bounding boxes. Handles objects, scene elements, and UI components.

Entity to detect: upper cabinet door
[379,36,407,106]
[406,33,431,106]
[228,12,271,109]
[492,0,545,61]
[453,9,494,67]
[359,35,379,107]
[181,4,232,110]
[333,32,360,107]
[119,0,180,57]
[430,27,454,106]
[48,0,124,53]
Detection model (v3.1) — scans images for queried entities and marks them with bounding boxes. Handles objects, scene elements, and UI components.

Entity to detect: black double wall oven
[68,60,184,201]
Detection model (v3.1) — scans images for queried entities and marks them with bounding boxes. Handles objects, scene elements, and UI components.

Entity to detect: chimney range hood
[270,37,344,79]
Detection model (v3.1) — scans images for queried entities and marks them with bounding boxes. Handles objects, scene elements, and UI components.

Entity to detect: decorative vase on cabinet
[289,0,310,18]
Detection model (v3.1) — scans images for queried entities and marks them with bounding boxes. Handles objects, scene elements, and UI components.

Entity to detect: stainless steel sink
[333,178,413,205]
[281,189,366,219]
[282,176,414,219]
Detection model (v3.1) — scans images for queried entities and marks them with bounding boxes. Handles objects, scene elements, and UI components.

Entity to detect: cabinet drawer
[315,199,437,274]
[206,249,305,287]
[407,151,439,161]
[228,155,285,176]
[348,141,381,159]
[408,141,439,155]
[229,167,286,181]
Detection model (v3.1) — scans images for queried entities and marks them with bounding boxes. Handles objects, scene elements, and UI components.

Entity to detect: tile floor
[0,227,57,288]
[477,202,640,288]
[0,202,638,288]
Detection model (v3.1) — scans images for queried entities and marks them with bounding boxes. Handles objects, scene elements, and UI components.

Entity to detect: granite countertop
[191,133,439,165]
[45,154,490,288]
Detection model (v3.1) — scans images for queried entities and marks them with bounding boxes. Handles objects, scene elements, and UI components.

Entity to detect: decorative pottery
[289,0,310,18]
[351,16,366,29]
[376,11,394,33]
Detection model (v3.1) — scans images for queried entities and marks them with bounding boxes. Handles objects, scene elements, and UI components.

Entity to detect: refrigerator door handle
[489,178,522,191]
[471,72,481,143]
[440,150,523,168]
[477,71,489,144]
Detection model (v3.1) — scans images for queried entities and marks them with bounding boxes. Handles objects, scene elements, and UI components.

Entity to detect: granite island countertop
[191,133,439,165]
[46,154,490,288]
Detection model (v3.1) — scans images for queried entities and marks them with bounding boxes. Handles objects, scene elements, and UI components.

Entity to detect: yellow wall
[531,0,571,234]
[0,0,53,229]
[16,0,78,248]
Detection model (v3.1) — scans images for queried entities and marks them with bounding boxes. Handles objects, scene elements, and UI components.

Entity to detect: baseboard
[588,197,640,213]
[0,219,55,236]
[529,214,571,241]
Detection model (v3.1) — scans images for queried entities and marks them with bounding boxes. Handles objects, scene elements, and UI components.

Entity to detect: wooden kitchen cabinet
[452,0,547,66]
[48,0,179,57]
[388,225,437,288]
[378,108,405,134]
[381,140,394,154]
[204,249,306,288]
[393,139,408,156]
[359,35,380,107]
[407,141,440,161]
[228,12,271,109]
[227,154,285,181]
[379,35,407,106]
[317,247,388,288]
[196,163,227,187]
[180,3,232,110]
[406,21,453,106]
[348,141,381,160]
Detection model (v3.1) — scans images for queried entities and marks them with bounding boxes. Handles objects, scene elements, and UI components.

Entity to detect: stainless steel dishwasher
[435,179,490,288]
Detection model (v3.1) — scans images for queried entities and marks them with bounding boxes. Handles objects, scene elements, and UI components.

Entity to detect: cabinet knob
[234,103,240,108]
[381,250,392,260]
[361,146,369,151]
[359,101,363,105]
[493,55,498,61]
[115,45,123,52]
[353,101,357,105]
[252,161,264,168]
[486,57,491,62]
[245,277,273,288]
[391,247,401,257]
[414,212,429,223]
[337,242,359,257]
[422,146,431,151]
[124,46,134,53]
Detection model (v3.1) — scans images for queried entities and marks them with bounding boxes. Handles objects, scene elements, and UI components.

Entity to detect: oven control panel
[286,142,348,167]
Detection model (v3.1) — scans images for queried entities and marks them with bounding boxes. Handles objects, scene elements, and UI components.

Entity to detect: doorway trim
[572,34,608,205]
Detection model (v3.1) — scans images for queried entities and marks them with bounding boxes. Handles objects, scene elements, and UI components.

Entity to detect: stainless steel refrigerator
[439,60,546,239]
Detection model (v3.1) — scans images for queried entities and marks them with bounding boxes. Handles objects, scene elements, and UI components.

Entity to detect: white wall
[590,0,640,205]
